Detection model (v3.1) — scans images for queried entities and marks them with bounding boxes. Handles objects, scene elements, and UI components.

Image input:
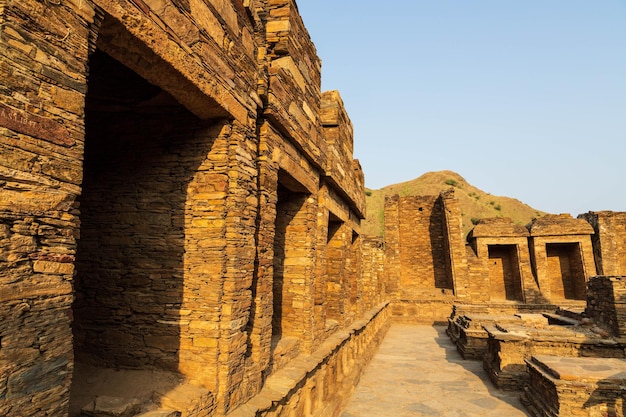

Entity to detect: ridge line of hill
[363,170,546,237]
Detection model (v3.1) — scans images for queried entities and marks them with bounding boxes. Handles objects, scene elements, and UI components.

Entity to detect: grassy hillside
[363,170,547,237]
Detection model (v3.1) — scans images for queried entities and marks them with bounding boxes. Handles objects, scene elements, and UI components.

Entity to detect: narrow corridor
[341,325,529,417]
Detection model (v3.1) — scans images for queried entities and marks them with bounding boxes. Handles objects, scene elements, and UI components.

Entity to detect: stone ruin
[384,194,626,416]
[1,1,386,416]
[2,1,626,416]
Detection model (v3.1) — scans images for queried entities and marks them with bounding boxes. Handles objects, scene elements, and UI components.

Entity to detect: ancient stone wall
[384,196,604,321]
[7,0,626,414]
[227,303,390,417]
[440,190,469,299]
[467,218,539,303]
[0,0,377,416]
[580,211,626,276]
[383,192,463,323]
[1,0,93,413]
[320,90,366,218]
[586,276,626,338]
[361,237,385,309]
[385,195,450,291]
[528,214,596,303]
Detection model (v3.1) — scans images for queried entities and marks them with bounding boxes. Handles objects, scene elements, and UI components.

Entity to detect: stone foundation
[446,303,587,359]
[483,321,625,391]
[447,313,524,359]
[523,355,626,417]
[586,276,626,338]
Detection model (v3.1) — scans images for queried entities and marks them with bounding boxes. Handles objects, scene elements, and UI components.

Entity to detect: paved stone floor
[341,325,530,417]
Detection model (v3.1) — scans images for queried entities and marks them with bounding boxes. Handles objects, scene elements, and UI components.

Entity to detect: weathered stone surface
[384,191,465,323]
[523,355,626,417]
[586,276,626,338]
[467,218,538,303]
[4,0,626,416]
[528,214,597,303]
[136,411,181,417]
[483,319,625,391]
[81,396,142,417]
[580,211,626,276]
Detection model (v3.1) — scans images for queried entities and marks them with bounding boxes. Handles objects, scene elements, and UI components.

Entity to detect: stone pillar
[441,190,469,298]
[383,195,401,296]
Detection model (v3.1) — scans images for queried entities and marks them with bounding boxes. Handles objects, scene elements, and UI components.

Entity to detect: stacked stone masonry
[0,1,384,416]
[523,354,626,417]
[4,0,626,416]
[384,201,603,323]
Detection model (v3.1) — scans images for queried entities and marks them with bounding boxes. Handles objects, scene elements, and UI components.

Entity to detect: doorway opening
[71,46,221,414]
[488,244,523,301]
[546,243,586,300]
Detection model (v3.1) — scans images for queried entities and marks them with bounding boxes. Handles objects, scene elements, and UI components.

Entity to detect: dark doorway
[488,244,523,301]
[326,213,345,323]
[546,243,586,300]
[70,48,220,413]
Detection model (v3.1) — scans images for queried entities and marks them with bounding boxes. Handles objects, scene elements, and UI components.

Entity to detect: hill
[362,170,547,237]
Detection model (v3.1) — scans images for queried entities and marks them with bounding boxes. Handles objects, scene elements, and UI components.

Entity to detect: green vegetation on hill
[362,170,546,238]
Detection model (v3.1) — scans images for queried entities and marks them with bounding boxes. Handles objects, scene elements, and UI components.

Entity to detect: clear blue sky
[296,1,626,216]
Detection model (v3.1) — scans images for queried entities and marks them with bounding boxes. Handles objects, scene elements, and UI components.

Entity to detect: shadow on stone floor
[432,326,529,414]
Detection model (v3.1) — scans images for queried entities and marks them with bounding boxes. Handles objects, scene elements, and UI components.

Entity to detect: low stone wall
[226,302,390,417]
[523,355,626,417]
[446,304,585,360]
[390,299,455,325]
[586,276,626,337]
[451,302,586,317]
[447,314,525,359]
[483,323,625,391]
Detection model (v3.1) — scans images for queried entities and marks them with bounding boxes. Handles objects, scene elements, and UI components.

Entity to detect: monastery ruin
[1,1,626,416]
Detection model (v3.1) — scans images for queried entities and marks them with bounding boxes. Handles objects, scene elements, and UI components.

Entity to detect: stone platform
[447,313,525,359]
[483,321,624,391]
[446,303,586,358]
[523,355,626,417]
[447,309,564,360]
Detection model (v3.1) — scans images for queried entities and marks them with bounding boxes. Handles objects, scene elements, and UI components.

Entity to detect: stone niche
[528,214,596,303]
[467,217,536,303]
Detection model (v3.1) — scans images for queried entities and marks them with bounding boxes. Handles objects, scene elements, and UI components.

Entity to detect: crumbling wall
[580,211,626,276]
[385,195,449,290]
[440,190,469,299]
[1,1,96,414]
[586,276,626,338]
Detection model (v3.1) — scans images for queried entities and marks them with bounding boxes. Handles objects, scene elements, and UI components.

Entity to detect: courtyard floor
[340,324,530,417]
